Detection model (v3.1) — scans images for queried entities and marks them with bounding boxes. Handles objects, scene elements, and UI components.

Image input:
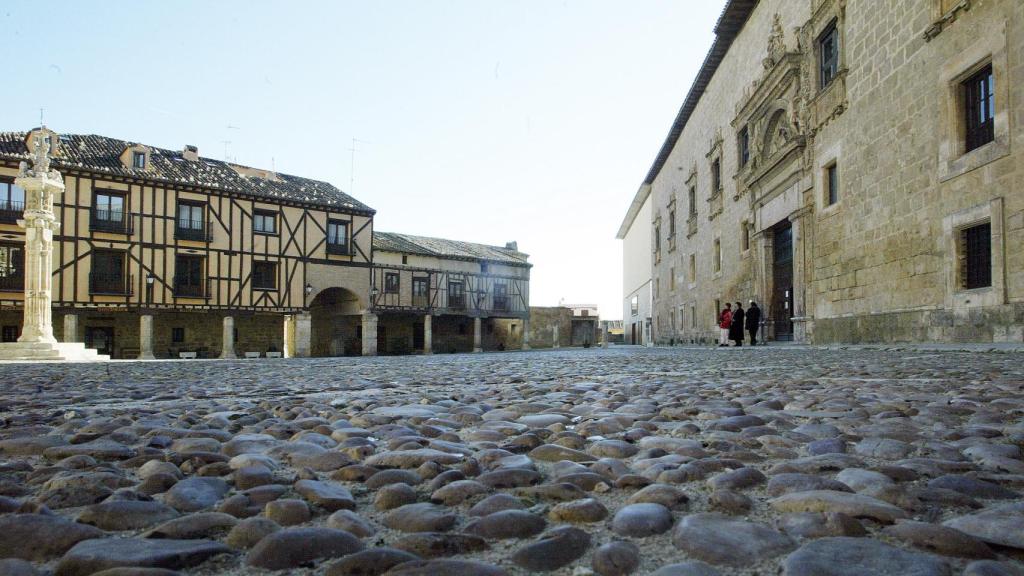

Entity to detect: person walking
[717,303,732,347]
[746,300,762,346]
[730,301,745,347]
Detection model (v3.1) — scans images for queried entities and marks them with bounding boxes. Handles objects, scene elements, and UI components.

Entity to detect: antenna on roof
[39,107,44,127]
[221,140,232,162]
[348,138,373,193]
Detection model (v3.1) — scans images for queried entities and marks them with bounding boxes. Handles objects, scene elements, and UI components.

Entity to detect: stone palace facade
[0,128,530,358]
[631,0,1023,344]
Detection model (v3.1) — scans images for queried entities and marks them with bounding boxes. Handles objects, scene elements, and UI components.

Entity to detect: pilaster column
[63,314,78,343]
[220,316,237,359]
[423,314,433,355]
[361,313,378,356]
[473,317,482,353]
[552,325,560,349]
[138,314,155,359]
[602,324,609,348]
[294,313,312,357]
[521,318,531,350]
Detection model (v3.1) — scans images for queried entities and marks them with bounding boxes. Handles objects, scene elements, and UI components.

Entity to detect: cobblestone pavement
[1,346,1023,576]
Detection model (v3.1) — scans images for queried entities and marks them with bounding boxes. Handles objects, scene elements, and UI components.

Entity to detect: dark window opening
[961,223,991,290]
[711,159,722,192]
[819,21,840,89]
[0,180,25,222]
[252,261,277,290]
[175,201,208,241]
[412,277,429,306]
[738,127,750,167]
[963,65,995,153]
[132,151,146,169]
[688,187,697,217]
[174,255,206,297]
[448,281,465,309]
[91,191,130,234]
[826,163,839,206]
[384,272,400,294]
[327,220,349,255]
[90,250,129,295]
[253,209,277,234]
[2,325,18,342]
[171,327,185,343]
[0,243,24,291]
[494,282,509,311]
[668,210,676,238]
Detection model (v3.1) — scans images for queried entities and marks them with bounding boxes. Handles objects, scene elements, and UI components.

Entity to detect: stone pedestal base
[0,342,110,362]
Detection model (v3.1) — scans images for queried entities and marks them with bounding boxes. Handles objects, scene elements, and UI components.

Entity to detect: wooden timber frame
[369,262,530,319]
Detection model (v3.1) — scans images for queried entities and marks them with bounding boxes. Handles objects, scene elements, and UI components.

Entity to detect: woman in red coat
[717,303,732,347]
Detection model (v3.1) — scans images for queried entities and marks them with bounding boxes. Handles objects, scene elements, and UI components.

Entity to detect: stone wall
[647,0,1024,344]
[528,307,574,348]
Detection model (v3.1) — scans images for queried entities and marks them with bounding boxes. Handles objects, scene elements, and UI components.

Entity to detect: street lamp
[305,283,313,296]
[145,273,155,305]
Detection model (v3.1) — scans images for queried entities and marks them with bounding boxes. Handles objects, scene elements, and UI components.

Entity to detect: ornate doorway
[771,222,794,341]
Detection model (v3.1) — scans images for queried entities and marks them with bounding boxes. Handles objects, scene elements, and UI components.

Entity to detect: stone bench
[179,351,197,359]
[244,352,261,359]
[266,352,283,358]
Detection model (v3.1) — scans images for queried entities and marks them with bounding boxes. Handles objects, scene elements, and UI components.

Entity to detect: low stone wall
[812,303,1024,344]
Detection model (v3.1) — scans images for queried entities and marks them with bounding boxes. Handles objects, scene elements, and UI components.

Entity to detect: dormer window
[132,151,146,169]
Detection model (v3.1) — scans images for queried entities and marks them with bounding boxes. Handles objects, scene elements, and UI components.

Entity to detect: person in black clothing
[729,301,745,347]
[746,300,762,345]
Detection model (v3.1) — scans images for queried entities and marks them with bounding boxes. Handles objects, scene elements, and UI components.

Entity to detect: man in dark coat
[730,302,745,347]
[746,300,762,346]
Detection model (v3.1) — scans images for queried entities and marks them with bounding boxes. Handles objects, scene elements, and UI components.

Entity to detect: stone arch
[309,286,363,357]
[762,107,793,160]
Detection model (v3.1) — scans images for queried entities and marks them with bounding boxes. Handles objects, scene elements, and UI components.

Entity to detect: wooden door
[771,223,794,341]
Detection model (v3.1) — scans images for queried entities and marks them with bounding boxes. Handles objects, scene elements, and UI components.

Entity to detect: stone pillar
[138,314,155,360]
[473,317,483,353]
[361,313,378,356]
[553,325,560,349]
[220,316,237,359]
[423,314,433,355]
[62,314,78,343]
[789,208,812,343]
[294,313,312,357]
[283,315,295,358]
[521,318,531,350]
[15,135,63,345]
[602,324,609,348]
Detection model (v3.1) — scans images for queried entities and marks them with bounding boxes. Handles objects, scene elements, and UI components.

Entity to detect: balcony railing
[0,201,24,224]
[0,268,23,292]
[174,277,210,298]
[327,242,350,256]
[448,294,466,310]
[90,210,133,235]
[412,294,429,308]
[89,272,133,296]
[493,296,509,312]
[175,220,212,242]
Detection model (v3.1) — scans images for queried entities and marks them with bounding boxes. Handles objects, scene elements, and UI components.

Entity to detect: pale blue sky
[0,1,723,320]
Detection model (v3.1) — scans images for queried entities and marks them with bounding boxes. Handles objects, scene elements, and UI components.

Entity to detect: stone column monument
[0,131,105,361]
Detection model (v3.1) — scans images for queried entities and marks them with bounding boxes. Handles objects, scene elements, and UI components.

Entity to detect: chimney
[182,145,199,161]
[505,241,518,251]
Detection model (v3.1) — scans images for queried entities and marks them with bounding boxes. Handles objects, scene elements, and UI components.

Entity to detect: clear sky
[0,1,723,320]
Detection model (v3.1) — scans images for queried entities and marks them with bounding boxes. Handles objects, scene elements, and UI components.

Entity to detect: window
[668,209,676,238]
[826,163,839,206]
[448,281,465,309]
[2,325,17,343]
[742,222,750,252]
[679,308,684,331]
[738,127,750,167]
[253,209,277,234]
[176,201,207,241]
[90,250,128,294]
[402,255,408,265]
[714,239,722,273]
[132,151,146,169]
[327,220,349,254]
[654,225,661,255]
[481,263,489,274]
[0,180,25,217]
[688,186,697,217]
[630,295,639,317]
[172,327,185,343]
[494,282,509,311]
[412,277,429,306]
[711,159,722,192]
[175,255,205,297]
[92,191,128,233]
[670,267,676,291]
[690,305,697,329]
[689,254,696,282]
[819,21,840,89]
[960,223,991,290]
[0,244,23,291]
[252,261,277,290]
[384,272,400,294]
[963,65,995,153]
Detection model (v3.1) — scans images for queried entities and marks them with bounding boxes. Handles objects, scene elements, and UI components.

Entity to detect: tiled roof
[0,131,374,214]
[374,232,530,267]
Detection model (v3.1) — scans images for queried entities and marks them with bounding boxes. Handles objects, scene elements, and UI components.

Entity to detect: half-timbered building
[369,233,531,354]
